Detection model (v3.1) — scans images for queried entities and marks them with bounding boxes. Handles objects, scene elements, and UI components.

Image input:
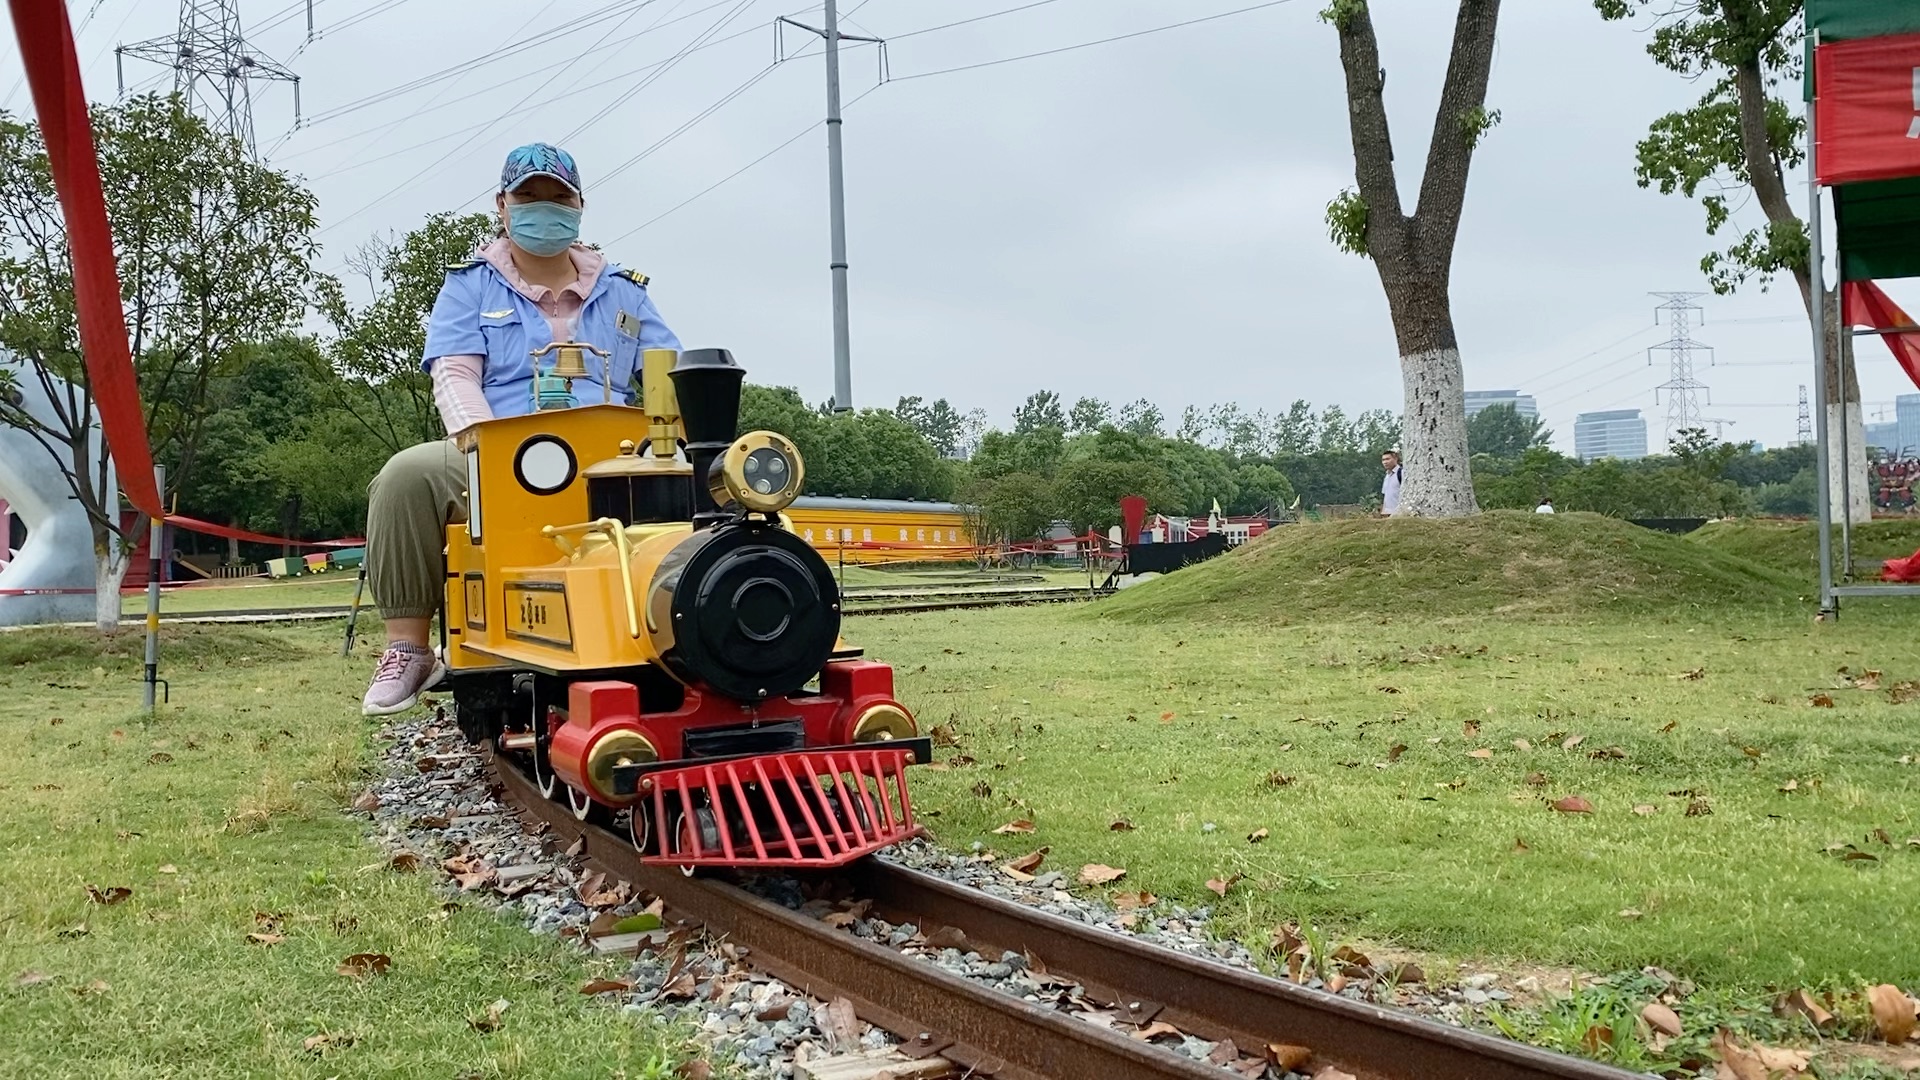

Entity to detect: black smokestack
[669,348,745,528]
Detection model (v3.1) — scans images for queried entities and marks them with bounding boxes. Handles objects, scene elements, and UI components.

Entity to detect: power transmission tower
[1797,386,1813,445]
[778,1,883,413]
[1647,291,1732,446]
[116,0,309,158]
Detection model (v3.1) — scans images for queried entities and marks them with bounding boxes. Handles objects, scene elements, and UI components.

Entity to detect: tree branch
[1413,0,1502,267]
[1329,1,1410,260]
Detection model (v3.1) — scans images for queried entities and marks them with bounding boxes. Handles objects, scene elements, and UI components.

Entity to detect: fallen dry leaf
[1113,891,1157,912]
[1467,748,1494,760]
[1776,988,1834,1028]
[1869,983,1918,1044]
[245,932,285,946]
[1618,908,1643,920]
[1386,743,1407,762]
[468,998,510,1033]
[1513,738,1532,751]
[1247,828,1269,844]
[336,953,392,978]
[1462,720,1481,738]
[1658,720,1678,734]
[1686,798,1713,817]
[1265,772,1296,788]
[1642,1002,1683,1037]
[1265,1044,1312,1070]
[1674,667,1705,681]
[84,886,131,906]
[157,864,177,875]
[1377,685,1400,695]
[675,1060,713,1080]
[350,790,380,812]
[301,1032,354,1054]
[1711,1030,1774,1080]
[993,819,1036,836]
[824,996,861,1047]
[1079,864,1127,885]
[1109,818,1136,832]
[1779,779,1799,793]
[1562,734,1587,751]
[1810,693,1836,708]
[13,970,54,988]
[1512,836,1530,853]
[1582,1025,1615,1054]
[1632,804,1658,816]
[1551,796,1594,814]
[1005,848,1048,875]
[388,852,420,873]
[1525,772,1549,787]
[580,978,633,995]
[1205,874,1242,897]
[1131,1020,1184,1042]
[1385,962,1425,983]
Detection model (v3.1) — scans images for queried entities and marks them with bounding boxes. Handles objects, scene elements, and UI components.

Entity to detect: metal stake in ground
[777,0,881,413]
[143,463,167,712]
[342,563,368,656]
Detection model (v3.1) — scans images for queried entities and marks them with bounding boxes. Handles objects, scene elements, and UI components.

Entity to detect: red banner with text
[1815,31,1920,185]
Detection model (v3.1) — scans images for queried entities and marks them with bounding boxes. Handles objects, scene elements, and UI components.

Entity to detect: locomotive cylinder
[547,680,658,804]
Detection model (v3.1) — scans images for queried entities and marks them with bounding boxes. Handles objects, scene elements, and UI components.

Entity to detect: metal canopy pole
[1807,88,1836,618]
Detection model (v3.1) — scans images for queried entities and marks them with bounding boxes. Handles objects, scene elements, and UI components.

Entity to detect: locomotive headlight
[850,704,917,744]
[712,431,806,514]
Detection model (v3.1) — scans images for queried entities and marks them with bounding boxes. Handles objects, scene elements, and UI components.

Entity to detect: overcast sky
[5,0,1912,454]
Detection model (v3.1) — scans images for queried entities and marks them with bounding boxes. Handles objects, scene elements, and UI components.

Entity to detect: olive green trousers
[366,440,467,621]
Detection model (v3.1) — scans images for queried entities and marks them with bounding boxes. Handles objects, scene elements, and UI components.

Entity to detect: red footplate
[644,747,923,868]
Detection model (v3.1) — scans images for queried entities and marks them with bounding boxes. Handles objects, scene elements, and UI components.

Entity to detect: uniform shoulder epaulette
[613,268,650,287]
[446,257,486,272]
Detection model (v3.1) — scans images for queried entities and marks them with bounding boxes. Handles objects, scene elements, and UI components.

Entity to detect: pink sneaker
[361,643,446,717]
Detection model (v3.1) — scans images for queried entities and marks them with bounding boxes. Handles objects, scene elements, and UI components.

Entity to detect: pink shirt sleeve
[430,354,492,436]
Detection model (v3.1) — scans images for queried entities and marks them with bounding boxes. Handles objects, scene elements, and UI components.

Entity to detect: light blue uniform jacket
[421,255,681,419]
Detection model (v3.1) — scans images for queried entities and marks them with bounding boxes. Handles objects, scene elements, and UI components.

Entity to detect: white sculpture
[0,351,118,627]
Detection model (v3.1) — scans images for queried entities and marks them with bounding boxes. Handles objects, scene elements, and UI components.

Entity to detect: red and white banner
[1815,31,1920,185]
[1843,280,1920,390]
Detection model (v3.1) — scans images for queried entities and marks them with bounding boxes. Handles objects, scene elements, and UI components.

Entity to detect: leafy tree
[320,210,497,453]
[971,426,1065,481]
[1466,402,1551,458]
[1593,0,1866,521]
[1316,405,1360,452]
[1231,462,1297,515]
[1053,458,1173,534]
[892,395,964,457]
[0,94,319,628]
[969,471,1055,544]
[1322,0,1501,516]
[1354,408,1403,455]
[1116,398,1165,439]
[1271,400,1319,454]
[1012,390,1066,436]
[1068,396,1111,434]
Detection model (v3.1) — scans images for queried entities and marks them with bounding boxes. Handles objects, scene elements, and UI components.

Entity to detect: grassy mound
[1687,517,1920,577]
[1097,510,1802,622]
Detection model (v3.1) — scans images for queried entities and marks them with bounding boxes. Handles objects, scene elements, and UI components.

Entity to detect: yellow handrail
[542,518,643,639]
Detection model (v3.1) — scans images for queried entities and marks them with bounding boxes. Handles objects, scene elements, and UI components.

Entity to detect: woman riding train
[361,142,680,716]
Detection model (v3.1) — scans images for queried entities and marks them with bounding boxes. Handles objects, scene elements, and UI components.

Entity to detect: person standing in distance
[359,142,681,716]
[1380,449,1403,516]
[1535,497,1555,514]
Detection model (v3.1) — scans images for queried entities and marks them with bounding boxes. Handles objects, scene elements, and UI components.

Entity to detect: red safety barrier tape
[7,0,161,519]
[165,514,364,550]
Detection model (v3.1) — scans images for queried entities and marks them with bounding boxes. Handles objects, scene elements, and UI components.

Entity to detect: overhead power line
[890,0,1295,82]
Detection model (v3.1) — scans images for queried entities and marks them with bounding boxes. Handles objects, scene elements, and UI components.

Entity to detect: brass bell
[531,340,606,381]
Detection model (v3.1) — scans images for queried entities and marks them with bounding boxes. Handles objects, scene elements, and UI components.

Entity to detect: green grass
[124,575,368,615]
[1689,517,1920,579]
[0,622,700,1079]
[1101,511,1806,623]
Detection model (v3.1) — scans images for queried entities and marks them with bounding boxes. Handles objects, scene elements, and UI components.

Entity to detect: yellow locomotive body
[445,346,927,868]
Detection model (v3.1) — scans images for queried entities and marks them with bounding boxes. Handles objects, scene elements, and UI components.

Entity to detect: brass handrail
[541,518,643,639]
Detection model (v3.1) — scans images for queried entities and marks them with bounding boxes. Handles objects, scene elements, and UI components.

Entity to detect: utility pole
[117,0,308,159]
[779,2,882,413]
[1797,385,1813,445]
[1647,292,1732,446]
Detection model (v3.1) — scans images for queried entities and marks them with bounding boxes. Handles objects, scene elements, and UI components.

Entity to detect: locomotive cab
[444,346,929,869]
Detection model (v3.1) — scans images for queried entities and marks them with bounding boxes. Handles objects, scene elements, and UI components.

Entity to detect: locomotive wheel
[673,804,722,876]
[627,803,653,854]
[567,784,594,821]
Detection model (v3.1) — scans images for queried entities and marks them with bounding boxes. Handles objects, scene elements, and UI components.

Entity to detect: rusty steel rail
[490,751,1649,1080]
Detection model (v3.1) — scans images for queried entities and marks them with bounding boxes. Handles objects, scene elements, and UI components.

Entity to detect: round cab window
[514,436,577,495]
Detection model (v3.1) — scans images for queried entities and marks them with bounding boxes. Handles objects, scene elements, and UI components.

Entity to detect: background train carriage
[783,496,971,565]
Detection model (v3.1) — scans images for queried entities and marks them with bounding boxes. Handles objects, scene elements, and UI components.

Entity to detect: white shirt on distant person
[1536,501,1555,514]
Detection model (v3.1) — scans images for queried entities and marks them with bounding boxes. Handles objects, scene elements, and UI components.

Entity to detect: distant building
[1865,394,1920,457]
[1574,409,1649,462]
[1464,389,1539,420]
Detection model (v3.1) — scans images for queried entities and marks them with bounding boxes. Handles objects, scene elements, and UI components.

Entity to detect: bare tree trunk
[1328,0,1499,517]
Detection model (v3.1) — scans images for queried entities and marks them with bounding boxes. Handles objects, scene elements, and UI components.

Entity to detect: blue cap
[501,142,582,196]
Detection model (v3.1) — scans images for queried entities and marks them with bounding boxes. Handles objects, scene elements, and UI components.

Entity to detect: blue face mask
[505,200,582,257]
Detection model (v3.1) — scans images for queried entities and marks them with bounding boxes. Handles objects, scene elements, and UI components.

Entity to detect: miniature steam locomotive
[445,344,929,868]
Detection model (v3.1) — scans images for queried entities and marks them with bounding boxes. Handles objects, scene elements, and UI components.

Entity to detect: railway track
[491,750,1648,1080]
[88,586,1107,628]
